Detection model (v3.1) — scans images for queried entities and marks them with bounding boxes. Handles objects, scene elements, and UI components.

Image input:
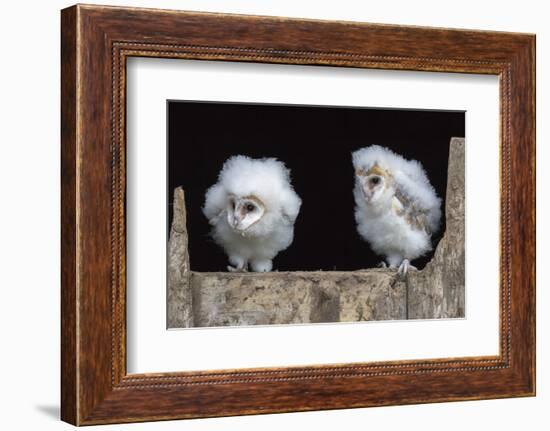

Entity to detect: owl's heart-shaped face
[356,164,388,203]
[227,195,266,232]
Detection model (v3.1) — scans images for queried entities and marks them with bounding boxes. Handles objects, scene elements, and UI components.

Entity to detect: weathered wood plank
[408,137,465,319]
[192,270,406,327]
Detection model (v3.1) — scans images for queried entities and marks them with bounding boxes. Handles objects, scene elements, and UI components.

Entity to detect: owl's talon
[377,261,388,268]
[397,259,417,276]
[227,265,248,273]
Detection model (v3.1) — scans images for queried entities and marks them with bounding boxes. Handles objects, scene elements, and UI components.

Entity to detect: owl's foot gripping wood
[227,256,248,272]
[386,255,418,275]
[227,265,248,272]
[397,259,417,276]
[250,259,273,273]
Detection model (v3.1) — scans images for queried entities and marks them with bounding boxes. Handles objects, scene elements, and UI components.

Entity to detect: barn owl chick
[203,155,302,272]
[352,145,441,275]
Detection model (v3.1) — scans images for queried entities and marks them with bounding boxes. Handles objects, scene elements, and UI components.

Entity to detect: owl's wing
[392,187,432,235]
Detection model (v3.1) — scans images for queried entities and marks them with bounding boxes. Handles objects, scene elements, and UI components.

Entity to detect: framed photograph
[61,4,535,425]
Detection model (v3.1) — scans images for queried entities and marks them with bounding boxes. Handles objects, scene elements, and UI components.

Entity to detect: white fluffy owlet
[203,155,302,272]
[352,145,442,274]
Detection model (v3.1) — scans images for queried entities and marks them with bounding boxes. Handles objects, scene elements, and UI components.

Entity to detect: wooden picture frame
[61,4,535,425]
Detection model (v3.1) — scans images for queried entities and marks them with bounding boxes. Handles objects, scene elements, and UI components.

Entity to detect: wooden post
[407,137,465,319]
[167,188,193,328]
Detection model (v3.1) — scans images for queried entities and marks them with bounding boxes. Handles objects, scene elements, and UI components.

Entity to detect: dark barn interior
[168,101,465,272]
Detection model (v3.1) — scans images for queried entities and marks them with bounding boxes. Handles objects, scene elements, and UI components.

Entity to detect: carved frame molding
[61,4,535,425]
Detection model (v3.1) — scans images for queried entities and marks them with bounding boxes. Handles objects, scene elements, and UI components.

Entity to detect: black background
[168,101,464,272]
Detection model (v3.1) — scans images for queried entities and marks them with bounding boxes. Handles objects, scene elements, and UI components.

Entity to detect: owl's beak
[227,205,243,230]
[233,213,247,229]
[232,210,248,231]
[360,181,373,201]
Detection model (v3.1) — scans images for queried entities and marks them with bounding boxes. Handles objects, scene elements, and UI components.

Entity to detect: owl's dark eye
[370,176,381,185]
[246,204,255,212]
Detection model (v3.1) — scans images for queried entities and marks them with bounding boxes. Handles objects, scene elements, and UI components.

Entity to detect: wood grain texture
[61,4,535,425]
